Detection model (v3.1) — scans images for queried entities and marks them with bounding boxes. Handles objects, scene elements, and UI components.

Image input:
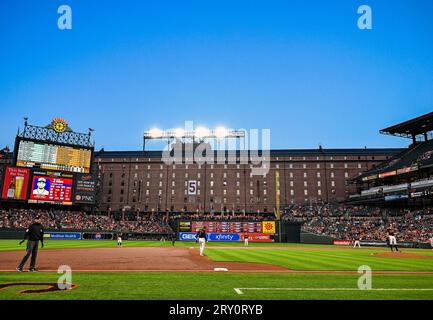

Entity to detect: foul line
[233,288,433,294]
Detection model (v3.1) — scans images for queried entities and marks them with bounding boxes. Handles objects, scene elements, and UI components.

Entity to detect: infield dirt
[0,247,287,272]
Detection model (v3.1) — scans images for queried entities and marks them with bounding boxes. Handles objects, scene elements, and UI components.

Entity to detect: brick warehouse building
[93,146,403,214]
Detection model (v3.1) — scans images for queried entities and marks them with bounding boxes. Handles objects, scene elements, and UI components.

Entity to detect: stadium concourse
[1,205,433,244]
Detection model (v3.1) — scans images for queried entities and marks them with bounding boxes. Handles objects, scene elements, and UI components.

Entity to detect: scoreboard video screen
[191,221,264,233]
[28,171,74,205]
[16,139,92,173]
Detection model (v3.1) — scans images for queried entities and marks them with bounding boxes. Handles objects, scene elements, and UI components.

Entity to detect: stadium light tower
[143,126,245,151]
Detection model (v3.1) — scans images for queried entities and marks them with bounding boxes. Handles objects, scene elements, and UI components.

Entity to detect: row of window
[105,187,337,205]
[101,154,384,164]
[109,170,358,182]
[105,162,367,172]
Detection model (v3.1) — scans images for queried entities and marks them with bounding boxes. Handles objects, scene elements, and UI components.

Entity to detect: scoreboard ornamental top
[19,118,94,148]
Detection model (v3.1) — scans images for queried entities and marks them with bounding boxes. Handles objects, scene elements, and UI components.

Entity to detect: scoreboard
[28,171,74,205]
[191,221,264,233]
[16,139,92,173]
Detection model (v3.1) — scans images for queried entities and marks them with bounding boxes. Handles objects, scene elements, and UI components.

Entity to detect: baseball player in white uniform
[430,237,433,250]
[353,237,361,248]
[117,235,122,247]
[196,227,208,256]
[388,230,399,252]
[244,234,249,247]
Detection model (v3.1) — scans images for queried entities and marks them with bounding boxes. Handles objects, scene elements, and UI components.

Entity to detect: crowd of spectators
[1,204,433,242]
[0,209,173,234]
[283,205,433,243]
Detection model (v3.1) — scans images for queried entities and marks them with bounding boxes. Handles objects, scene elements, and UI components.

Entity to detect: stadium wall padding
[0,228,25,239]
[300,232,334,245]
[279,222,302,243]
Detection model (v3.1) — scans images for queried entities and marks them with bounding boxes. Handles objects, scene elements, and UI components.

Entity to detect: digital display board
[28,171,73,205]
[1,167,30,200]
[191,221,265,234]
[16,139,92,173]
[74,174,97,204]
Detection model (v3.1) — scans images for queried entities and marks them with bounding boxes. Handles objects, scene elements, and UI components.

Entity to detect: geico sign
[179,232,197,241]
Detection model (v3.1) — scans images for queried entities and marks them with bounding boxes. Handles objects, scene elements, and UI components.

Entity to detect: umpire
[17,215,44,272]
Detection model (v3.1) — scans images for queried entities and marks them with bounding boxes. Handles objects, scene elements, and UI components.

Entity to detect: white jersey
[388,235,397,245]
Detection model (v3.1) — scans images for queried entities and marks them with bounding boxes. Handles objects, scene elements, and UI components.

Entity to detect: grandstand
[348,111,433,205]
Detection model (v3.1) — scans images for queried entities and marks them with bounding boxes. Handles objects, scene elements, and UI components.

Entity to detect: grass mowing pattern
[1,240,433,299]
[1,272,433,300]
[205,247,433,271]
[0,240,327,251]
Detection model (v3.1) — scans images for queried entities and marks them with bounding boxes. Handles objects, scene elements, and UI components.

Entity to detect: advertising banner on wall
[1,167,30,200]
[262,221,276,234]
[179,232,198,241]
[241,233,274,242]
[74,174,97,204]
[333,240,351,246]
[179,232,241,242]
[208,233,241,242]
[44,232,81,240]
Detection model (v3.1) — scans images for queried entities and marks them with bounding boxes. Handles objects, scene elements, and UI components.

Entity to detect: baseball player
[17,215,44,272]
[430,236,433,250]
[244,234,249,247]
[195,227,208,256]
[117,234,122,247]
[387,229,399,252]
[353,236,361,248]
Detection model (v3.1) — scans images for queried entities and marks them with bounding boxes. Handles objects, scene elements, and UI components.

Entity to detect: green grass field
[1,240,433,300]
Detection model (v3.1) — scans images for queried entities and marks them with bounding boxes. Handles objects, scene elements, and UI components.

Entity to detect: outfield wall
[0,228,172,240]
[300,232,334,245]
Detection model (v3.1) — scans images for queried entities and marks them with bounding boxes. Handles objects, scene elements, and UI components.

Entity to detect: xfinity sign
[209,233,240,242]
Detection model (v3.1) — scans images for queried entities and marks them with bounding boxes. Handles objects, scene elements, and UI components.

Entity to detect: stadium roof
[380,111,433,138]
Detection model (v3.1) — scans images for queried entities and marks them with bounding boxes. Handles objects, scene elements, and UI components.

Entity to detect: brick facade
[95,147,403,213]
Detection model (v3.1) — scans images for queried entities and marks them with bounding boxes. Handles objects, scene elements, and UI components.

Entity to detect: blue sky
[0,0,432,151]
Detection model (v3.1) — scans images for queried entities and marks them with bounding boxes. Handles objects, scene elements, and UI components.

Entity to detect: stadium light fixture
[215,126,229,138]
[174,128,185,138]
[143,126,246,151]
[149,128,163,138]
[195,126,210,139]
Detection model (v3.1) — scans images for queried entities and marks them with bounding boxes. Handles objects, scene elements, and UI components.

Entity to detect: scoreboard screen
[191,221,264,233]
[28,172,73,205]
[16,139,92,173]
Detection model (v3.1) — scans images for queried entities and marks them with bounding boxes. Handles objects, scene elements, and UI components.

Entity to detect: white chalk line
[233,288,433,294]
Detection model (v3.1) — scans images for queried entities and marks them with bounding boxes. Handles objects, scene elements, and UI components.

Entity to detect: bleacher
[349,111,433,205]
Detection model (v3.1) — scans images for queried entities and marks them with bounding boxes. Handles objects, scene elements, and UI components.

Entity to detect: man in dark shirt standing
[17,215,44,272]
[171,233,176,246]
